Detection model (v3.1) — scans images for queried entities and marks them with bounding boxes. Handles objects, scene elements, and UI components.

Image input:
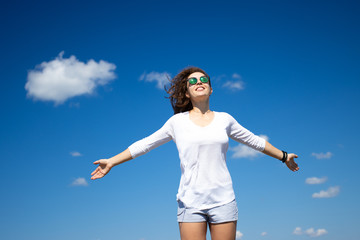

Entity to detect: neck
[191,99,210,114]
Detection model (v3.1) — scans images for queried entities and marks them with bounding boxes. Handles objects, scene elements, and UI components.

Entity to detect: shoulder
[215,111,235,121]
[166,111,188,123]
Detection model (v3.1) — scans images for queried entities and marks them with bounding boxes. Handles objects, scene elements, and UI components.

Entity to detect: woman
[91,67,299,240]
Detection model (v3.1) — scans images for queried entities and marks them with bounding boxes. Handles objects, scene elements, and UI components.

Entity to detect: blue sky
[1,0,360,239]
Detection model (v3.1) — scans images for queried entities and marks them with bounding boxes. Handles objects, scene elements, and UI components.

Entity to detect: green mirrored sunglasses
[187,76,209,86]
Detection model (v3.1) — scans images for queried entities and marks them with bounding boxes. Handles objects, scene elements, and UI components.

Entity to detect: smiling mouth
[196,86,205,91]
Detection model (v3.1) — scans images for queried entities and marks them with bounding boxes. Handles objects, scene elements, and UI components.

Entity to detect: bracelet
[281,151,288,163]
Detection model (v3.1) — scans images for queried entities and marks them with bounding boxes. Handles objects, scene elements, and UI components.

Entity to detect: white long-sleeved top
[128,111,265,210]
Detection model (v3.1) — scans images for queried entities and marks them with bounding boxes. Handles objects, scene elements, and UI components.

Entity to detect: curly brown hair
[166,66,211,114]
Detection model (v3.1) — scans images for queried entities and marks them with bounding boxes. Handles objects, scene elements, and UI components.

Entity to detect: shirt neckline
[186,111,217,128]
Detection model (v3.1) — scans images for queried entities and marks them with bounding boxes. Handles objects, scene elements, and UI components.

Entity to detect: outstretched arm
[91,148,133,180]
[90,117,174,180]
[262,141,299,172]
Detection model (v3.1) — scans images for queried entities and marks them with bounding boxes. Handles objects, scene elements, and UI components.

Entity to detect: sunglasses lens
[200,76,209,83]
[188,78,197,85]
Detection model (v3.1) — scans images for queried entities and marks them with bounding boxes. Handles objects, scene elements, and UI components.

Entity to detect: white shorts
[177,199,238,223]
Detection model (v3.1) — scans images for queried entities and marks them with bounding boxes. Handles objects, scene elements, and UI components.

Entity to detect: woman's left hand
[285,153,299,172]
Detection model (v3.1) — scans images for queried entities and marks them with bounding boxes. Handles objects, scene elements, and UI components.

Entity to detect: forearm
[108,148,133,167]
[262,141,284,160]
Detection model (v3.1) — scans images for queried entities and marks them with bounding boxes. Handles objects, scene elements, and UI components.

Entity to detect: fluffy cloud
[222,73,245,91]
[312,186,340,198]
[306,228,328,237]
[25,51,116,105]
[70,151,82,157]
[311,152,333,159]
[293,227,328,237]
[71,177,88,186]
[261,232,267,236]
[139,71,170,89]
[305,177,328,184]
[236,230,243,239]
[230,135,269,159]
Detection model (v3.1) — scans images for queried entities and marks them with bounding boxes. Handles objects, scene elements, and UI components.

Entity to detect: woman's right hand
[91,159,114,180]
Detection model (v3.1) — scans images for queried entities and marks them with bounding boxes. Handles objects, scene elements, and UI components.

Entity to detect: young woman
[91,67,299,240]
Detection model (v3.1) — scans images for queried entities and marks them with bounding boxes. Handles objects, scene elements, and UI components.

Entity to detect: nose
[196,80,203,85]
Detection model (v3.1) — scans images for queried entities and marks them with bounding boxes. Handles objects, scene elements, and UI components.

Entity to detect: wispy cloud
[70,151,82,157]
[230,135,269,159]
[139,71,170,89]
[260,232,267,236]
[222,73,245,91]
[293,227,328,237]
[223,81,244,90]
[71,177,88,186]
[236,230,243,239]
[25,51,116,105]
[312,186,340,198]
[293,227,302,235]
[305,177,328,184]
[311,152,333,159]
[69,102,80,108]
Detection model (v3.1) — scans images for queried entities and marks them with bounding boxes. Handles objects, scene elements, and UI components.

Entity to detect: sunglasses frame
[187,76,209,86]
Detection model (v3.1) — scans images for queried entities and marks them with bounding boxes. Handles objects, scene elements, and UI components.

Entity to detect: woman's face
[185,72,213,100]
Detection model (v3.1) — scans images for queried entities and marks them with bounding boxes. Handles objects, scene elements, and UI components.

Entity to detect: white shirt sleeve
[128,117,174,159]
[227,113,266,152]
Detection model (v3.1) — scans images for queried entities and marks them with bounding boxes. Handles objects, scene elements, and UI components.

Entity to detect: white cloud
[293,227,328,237]
[139,71,170,89]
[311,152,333,159]
[293,227,302,235]
[223,81,244,90]
[312,186,340,198]
[305,177,328,184]
[232,73,242,79]
[230,135,269,159]
[70,151,82,157]
[236,230,243,239]
[261,232,267,236]
[25,51,116,105]
[222,73,245,91]
[71,177,88,186]
[305,228,328,237]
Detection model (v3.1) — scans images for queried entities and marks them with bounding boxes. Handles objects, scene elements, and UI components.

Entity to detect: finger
[93,160,100,165]
[94,170,104,178]
[91,167,99,175]
[292,163,299,171]
[91,172,102,180]
[287,162,297,171]
[91,174,101,180]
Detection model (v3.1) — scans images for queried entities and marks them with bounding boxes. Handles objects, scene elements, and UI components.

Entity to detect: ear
[210,87,213,95]
[185,90,190,99]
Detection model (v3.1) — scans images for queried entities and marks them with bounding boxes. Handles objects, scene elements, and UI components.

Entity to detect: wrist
[280,151,288,163]
[107,158,116,168]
